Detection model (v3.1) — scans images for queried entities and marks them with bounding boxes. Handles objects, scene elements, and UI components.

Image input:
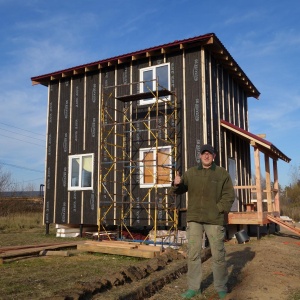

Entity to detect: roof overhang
[220,119,291,163]
[31,33,260,99]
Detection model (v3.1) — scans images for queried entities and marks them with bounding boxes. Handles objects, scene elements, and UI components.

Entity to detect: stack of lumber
[77,240,162,258]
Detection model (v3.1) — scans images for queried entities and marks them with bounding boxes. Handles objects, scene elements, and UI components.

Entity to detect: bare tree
[0,164,13,194]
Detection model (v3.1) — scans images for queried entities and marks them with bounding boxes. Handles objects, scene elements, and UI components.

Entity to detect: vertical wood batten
[97,68,102,226]
[53,80,61,223]
[182,49,187,173]
[43,85,51,225]
[201,47,206,144]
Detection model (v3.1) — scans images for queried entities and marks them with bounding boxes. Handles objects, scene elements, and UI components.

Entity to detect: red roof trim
[220,119,291,163]
[31,33,214,82]
[31,33,260,99]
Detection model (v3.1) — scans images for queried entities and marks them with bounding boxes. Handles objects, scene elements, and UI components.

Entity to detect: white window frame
[68,153,94,191]
[139,63,170,105]
[139,146,172,188]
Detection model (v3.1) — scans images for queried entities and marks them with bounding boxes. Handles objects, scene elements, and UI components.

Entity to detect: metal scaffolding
[98,79,179,244]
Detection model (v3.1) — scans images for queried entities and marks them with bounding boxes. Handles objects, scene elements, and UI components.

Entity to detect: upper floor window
[68,153,93,190]
[139,63,170,105]
[139,146,172,188]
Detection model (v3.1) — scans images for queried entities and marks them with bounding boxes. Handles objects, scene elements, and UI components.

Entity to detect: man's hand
[174,171,181,185]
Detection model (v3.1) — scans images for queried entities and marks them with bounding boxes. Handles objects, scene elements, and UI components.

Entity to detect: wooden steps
[267,215,300,236]
[77,240,162,258]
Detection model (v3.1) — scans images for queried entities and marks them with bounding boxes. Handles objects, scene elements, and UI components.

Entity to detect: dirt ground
[1,224,299,300]
[146,227,300,300]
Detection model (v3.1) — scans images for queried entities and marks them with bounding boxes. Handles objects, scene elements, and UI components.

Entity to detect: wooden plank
[267,215,300,236]
[84,241,161,253]
[77,243,158,258]
[39,250,70,257]
[81,241,162,253]
[85,243,137,250]
[0,242,80,259]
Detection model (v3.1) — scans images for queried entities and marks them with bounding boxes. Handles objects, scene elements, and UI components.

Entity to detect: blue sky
[0,0,299,189]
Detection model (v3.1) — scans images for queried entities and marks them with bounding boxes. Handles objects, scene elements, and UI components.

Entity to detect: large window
[139,63,170,105]
[139,146,172,187]
[68,154,93,190]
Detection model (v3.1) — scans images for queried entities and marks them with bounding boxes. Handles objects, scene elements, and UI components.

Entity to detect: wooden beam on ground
[0,242,80,260]
[77,241,162,258]
[39,250,70,257]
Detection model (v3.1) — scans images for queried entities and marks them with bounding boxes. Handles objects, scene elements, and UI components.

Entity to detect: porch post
[254,147,263,220]
[273,159,280,214]
[264,154,273,212]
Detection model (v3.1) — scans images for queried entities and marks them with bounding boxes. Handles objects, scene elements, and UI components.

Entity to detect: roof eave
[31,33,260,98]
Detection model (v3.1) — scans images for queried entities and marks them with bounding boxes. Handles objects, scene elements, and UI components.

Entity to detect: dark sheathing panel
[238,87,247,129]
[240,138,250,202]
[185,48,203,169]
[229,78,234,122]
[134,107,154,227]
[204,52,212,145]
[71,75,85,153]
[219,67,226,167]
[211,55,220,165]
[100,68,118,225]
[69,75,84,224]
[116,64,131,226]
[168,51,183,171]
[115,73,124,225]
[55,79,70,224]
[223,70,230,121]
[233,83,239,125]
[82,71,99,225]
[167,51,185,226]
[44,82,59,224]
[130,59,150,227]
[151,55,164,67]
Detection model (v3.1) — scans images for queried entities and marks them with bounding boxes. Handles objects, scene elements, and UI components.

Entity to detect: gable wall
[43,45,251,226]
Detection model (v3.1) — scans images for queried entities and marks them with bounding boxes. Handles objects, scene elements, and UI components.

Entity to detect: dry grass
[0,225,144,300]
[0,201,145,300]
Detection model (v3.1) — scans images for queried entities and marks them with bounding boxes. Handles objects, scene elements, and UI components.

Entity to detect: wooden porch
[221,120,291,232]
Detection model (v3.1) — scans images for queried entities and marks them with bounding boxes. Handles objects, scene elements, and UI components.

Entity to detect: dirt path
[147,229,300,300]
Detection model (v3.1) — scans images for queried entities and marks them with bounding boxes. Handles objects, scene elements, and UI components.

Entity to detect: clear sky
[0,0,299,190]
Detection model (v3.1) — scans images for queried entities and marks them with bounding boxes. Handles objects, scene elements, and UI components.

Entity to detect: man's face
[200,151,215,168]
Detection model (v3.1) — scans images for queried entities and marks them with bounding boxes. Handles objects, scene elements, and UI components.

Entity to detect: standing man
[171,144,234,299]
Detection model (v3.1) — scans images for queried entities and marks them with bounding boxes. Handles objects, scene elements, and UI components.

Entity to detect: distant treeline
[0,197,43,217]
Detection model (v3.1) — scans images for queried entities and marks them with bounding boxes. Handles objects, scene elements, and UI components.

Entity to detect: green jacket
[171,162,235,225]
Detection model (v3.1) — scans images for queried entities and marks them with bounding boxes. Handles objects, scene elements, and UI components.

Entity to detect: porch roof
[220,119,291,163]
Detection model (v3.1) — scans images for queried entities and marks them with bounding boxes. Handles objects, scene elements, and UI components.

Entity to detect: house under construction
[31,33,293,241]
